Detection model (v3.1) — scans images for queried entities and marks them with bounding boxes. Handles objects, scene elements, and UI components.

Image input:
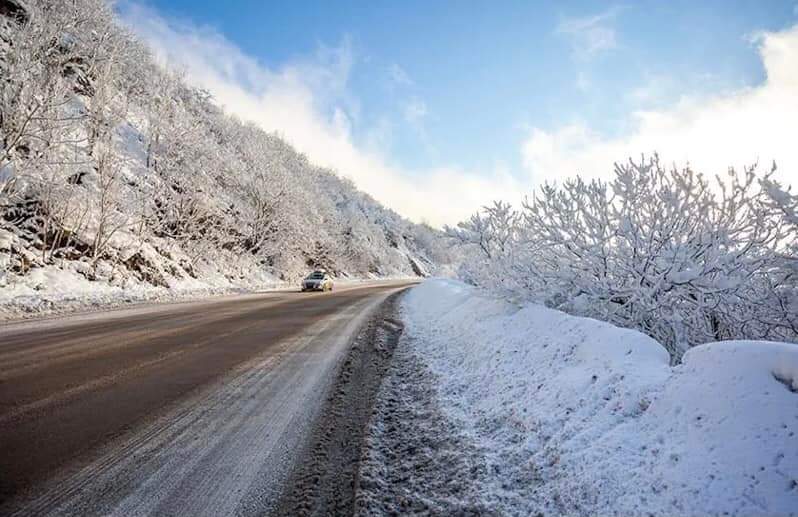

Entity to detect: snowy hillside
[0,0,449,317]
[359,279,798,516]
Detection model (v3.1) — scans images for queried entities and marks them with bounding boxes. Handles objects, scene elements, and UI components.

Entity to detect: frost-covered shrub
[449,156,797,360]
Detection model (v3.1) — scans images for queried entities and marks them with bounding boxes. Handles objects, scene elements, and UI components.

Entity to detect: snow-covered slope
[395,279,798,516]
[0,1,450,317]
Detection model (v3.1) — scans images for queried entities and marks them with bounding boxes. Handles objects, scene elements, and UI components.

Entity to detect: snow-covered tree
[451,156,797,360]
[0,0,445,294]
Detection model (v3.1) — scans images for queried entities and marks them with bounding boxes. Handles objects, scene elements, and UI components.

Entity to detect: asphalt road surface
[0,280,415,516]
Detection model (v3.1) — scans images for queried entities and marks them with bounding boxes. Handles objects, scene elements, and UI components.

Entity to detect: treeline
[0,0,449,290]
[447,156,797,360]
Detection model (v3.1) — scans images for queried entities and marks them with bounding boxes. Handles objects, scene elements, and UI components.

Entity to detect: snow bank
[0,261,285,321]
[0,258,419,321]
[402,278,798,516]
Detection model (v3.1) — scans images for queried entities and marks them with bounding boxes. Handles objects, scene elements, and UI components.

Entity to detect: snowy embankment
[374,279,798,516]
[0,257,416,321]
[0,265,279,321]
[0,230,285,321]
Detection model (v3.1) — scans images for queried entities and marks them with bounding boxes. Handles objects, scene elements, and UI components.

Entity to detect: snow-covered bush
[449,156,797,360]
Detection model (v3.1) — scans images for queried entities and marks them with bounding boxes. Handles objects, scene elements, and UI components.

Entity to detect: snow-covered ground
[0,262,422,322]
[0,255,414,322]
[0,262,282,321]
[367,278,798,516]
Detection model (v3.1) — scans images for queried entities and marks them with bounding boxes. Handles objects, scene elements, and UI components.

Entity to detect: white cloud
[523,23,798,190]
[118,2,521,226]
[557,7,621,59]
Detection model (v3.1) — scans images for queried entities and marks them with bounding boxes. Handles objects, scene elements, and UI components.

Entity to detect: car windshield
[309,272,325,279]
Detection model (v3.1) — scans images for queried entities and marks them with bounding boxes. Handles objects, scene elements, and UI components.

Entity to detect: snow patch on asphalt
[276,293,407,516]
[357,334,498,515]
[362,278,798,516]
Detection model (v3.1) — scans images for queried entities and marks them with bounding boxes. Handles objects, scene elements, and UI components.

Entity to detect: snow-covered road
[0,281,414,516]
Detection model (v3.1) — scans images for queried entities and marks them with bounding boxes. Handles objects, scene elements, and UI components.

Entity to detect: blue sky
[120,1,798,225]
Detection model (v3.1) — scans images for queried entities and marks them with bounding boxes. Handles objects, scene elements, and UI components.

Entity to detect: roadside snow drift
[400,279,798,516]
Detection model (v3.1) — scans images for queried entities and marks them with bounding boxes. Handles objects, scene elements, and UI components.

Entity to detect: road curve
[0,281,415,515]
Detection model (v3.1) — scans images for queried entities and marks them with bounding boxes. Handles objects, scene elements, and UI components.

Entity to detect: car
[301,270,334,292]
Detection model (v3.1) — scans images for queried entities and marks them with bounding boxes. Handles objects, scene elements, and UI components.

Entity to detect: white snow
[0,256,418,321]
[401,278,798,516]
[0,259,285,320]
